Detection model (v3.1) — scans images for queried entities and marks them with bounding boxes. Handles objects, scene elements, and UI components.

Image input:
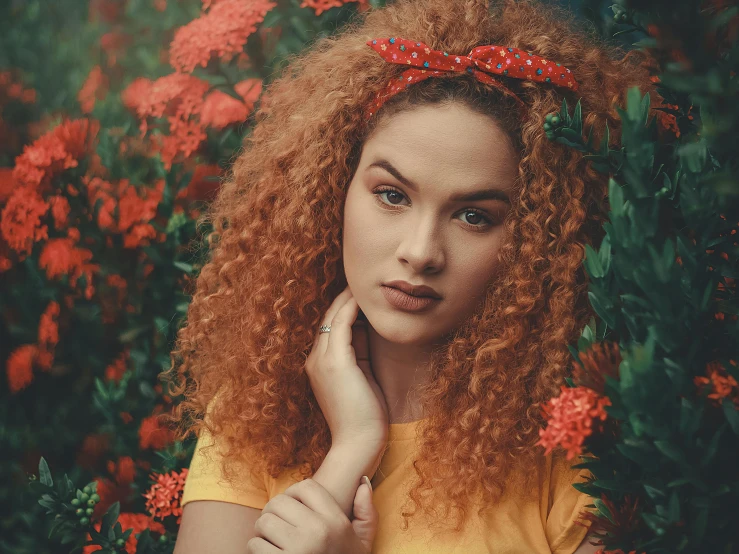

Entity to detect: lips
[381,285,440,312]
[383,280,442,299]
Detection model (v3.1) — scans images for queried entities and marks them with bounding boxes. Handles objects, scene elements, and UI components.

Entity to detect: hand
[305,285,389,452]
[247,478,378,554]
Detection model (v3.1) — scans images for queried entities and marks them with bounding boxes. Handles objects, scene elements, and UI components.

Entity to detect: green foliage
[543,1,739,551]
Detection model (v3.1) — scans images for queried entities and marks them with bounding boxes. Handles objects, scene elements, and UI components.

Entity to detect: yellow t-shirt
[181,420,595,554]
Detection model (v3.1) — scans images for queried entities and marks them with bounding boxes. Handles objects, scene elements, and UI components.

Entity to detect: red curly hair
[164,0,658,533]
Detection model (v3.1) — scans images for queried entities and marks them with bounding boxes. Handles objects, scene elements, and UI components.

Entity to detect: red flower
[694,360,739,408]
[48,195,71,229]
[151,120,208,169]
[105,350,129,383]
[121,74,210,168]
[139,410,175,450]
[78,65,109,114]
[200,90,251,129]
[0,167,18,203]
[12,119,98,191]
[82,512,165,554]
[36,300,61,371]
[143,468,189,524]
[38,237,94,280]
[0,186,49,256]
[234,78,263,110]
[6,344,38,393]
[537,386,611,460]
[75,433,112,470]
[121,77,153,115]
[169,0,277,73]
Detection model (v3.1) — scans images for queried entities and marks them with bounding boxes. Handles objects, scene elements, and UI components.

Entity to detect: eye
[372,186,498,231]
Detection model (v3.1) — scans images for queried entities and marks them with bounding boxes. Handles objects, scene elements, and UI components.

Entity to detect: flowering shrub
[1,0,380,551]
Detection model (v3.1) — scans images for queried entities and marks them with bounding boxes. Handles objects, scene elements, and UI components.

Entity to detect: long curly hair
[163,0,658,533]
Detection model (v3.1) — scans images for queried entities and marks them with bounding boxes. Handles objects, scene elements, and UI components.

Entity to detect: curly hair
[163,0,658,533]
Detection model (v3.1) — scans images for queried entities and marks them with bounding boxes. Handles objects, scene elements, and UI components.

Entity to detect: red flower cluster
[121,75,261,168]
[139,407,175,450]
[104,349,130,383]
[78,65,109,114]
[537,385,611,460]
[143,468,189,524]
[82,512,165,554]
[85,176,164,248]
[4,300,61,392]
[12,118,98,192]
[169,0,277,73]
[1,186,49,257]
[694,360,739,408]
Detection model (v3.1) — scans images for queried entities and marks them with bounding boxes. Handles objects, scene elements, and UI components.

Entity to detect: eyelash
[372,186,499,231]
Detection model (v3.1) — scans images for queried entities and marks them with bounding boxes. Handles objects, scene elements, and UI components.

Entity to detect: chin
[366,315,445,346]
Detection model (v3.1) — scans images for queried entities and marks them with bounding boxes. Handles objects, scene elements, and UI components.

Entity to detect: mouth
[381,285,441,312]
[382,280,442,299]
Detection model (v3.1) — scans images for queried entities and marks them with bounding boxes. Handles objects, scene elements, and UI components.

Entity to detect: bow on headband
[365,37,579,120]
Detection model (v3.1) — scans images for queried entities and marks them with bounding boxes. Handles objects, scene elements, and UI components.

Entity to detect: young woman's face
[342,102,519,346]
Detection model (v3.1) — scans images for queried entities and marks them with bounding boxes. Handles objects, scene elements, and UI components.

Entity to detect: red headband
[365,37,579,120]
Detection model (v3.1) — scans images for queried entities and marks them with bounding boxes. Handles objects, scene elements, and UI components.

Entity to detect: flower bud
[80,517,90,526]
[86,508,94,516]
[80,493,90,502]
[71,499,80,507]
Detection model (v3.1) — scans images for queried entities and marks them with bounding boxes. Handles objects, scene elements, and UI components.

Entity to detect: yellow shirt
[182,421,594,554]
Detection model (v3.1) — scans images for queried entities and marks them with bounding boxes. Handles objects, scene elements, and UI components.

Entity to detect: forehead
[361,103,519,185]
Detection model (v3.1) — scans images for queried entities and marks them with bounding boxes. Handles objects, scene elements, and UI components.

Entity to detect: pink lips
[381,285,440,312]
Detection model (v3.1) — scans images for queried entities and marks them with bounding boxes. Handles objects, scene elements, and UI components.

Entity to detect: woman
[167,0,655,552]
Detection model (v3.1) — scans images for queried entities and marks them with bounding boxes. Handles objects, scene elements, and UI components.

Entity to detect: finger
[314,287,354,353]
[327,295,360,359]
[281,478,346,521]
[246,536,281,553]
[261,493,315,528]
[253,512,295,550]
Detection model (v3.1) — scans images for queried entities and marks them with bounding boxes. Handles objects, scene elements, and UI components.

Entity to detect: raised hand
[247,478,377,554]
[305,285,389,452]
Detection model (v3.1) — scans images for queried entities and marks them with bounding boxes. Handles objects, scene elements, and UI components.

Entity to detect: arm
[174,444,381,553]
[175,501,262,553]
[309,441,384,518]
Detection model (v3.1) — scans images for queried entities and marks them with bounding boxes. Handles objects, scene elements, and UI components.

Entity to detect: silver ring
[319,325,331,334]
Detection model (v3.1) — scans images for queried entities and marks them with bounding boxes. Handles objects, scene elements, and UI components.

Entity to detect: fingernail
[362,475,373,493]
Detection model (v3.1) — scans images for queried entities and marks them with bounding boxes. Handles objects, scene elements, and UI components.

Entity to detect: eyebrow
[366,159,511,204]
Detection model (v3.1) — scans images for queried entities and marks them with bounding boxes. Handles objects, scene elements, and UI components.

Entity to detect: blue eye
[371,186,498,231]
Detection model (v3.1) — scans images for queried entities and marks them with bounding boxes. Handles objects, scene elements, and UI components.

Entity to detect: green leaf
[174,261,193,273]
[572,99,583,135]
[654,440,686,464]
[39,457,53,488]
[101,501,121,536]
[593,497,615,524]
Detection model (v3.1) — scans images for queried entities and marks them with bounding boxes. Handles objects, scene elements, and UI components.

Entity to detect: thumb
[351,476,378,552]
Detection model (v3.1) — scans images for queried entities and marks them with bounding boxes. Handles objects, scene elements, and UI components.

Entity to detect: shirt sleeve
[545,453,596,554]
[181,397,270,510]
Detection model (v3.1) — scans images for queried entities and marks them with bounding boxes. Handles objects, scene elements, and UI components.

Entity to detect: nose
[395,212,445,274]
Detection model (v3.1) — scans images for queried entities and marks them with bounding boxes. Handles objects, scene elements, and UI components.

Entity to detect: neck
[366,324,441,424]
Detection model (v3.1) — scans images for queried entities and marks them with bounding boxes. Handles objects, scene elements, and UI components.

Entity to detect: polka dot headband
[365,37,579,120]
